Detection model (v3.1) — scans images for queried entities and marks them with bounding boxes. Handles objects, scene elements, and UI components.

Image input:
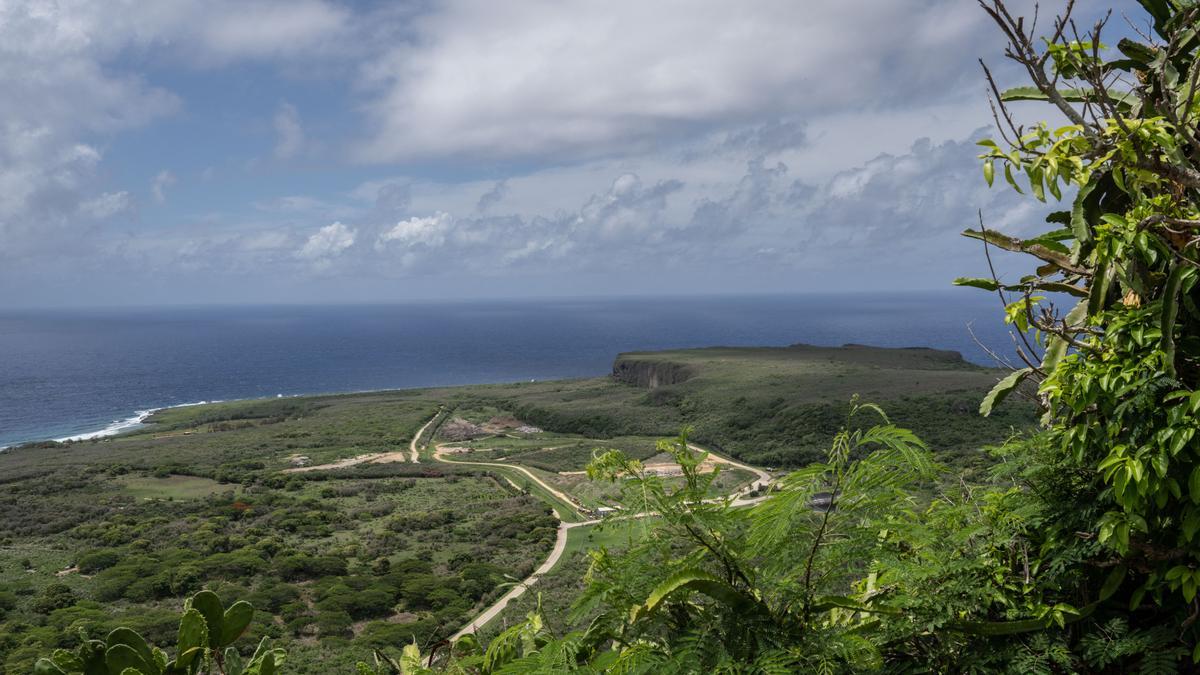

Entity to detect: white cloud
[378,212,454,249]
[354,0,989,162]
[298,221,356,262]
[79,191,133,219]
[273,102,305,159]
[196,1,350,61]
[573,173,682,241]
[0,0,351,263]
[151,170,177,203]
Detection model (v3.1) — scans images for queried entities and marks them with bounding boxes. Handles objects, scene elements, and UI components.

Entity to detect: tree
[31,584,78,615]
[951,0,1200,667]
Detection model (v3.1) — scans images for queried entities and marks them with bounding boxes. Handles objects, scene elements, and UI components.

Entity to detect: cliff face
[611,357,695,389]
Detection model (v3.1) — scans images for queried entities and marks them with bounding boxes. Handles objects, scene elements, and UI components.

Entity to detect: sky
[0,0,1145,308]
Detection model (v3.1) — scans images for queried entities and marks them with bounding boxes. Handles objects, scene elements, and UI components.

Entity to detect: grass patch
[118,475,234,500]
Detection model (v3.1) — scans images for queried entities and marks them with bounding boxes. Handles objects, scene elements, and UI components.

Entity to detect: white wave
[54,410,157,442]
[52,400,219,443]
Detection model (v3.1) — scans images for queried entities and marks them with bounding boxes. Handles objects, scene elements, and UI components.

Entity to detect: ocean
[0,293,1018,449]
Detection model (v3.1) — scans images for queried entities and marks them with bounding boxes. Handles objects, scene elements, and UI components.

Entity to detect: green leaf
[176,609,208,669]
[258,652,277,675]
[632,568,751,622]
[953,277,1002,291]
[1071,178,1098,244]
[1118,37,1158,65]
[999,86,1090,103]
[33,659,68,675]
[224,647,245,675]
[1162,265,1191,378]
[399,643,424,675]
[1004,162,1023,193]
[980,368,1032,417]
[1035,282,1088,297]
[1100,565,1126,600]
[187,591,225,650]
[106,629,155,673]
[104,644,154,675]
[1087,258,1112,316]
[983,160,995,187]
[219,601,254,648]
[1188,467,1200,506]
[1133,2,1171,36]
[961,228,1080,273]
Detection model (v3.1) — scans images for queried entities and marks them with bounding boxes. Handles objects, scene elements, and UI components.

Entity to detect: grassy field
[457,344,1035,473]
[118,475,234,500]
[0,343,1033,670]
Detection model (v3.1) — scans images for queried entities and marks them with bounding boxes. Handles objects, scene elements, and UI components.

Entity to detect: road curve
[447,517,597,642]
[433,443,586,519]
[439,436,775,641]
[410,410,440,463]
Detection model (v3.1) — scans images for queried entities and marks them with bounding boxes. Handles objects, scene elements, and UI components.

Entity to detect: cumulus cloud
[573,173,683,242]
[0,0,353,264]
[2,0,1127,303]
[298,221,356,265]
[273,102,305,159]
[354,0,992,162]
[378,212,454,249]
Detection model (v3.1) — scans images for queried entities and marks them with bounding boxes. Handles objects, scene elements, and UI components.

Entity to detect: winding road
[277,410,776,644]
[446,517,597,641]
[433,443,586,519]
[435,429,775,640]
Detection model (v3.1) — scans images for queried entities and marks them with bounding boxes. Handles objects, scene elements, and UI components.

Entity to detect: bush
[76,548,121,574]
[30,584,78,614]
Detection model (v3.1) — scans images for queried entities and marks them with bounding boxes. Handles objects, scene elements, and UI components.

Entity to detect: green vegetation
[3,340,1017,672]
[457,344,1035,474]
[34,2,1198,668]
[384,1,1200,671]
[34,590,278,675]
[0,404,560,674]
[118,475,234,501]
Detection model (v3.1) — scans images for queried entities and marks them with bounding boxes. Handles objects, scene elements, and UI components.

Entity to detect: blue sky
[0,0,1141,307]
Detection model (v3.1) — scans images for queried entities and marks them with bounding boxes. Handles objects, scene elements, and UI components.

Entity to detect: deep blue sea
[0,293,1018,449]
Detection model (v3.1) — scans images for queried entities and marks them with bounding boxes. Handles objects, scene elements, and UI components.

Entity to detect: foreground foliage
[34,590,283,675]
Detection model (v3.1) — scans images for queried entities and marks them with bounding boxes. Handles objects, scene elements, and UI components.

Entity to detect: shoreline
[2,338,1002,452]
[2,374,593,452]
[0,380,542,451]
[1,400,223,452]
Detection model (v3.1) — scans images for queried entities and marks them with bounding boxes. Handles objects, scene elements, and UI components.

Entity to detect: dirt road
[433,443,585,518]
[442,439,775,639]
[280,410,440,473]
[410,411,439,463]
[446,517,598,642]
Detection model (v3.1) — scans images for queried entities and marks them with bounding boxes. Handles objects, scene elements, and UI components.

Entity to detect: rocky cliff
[611,357,695,388]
